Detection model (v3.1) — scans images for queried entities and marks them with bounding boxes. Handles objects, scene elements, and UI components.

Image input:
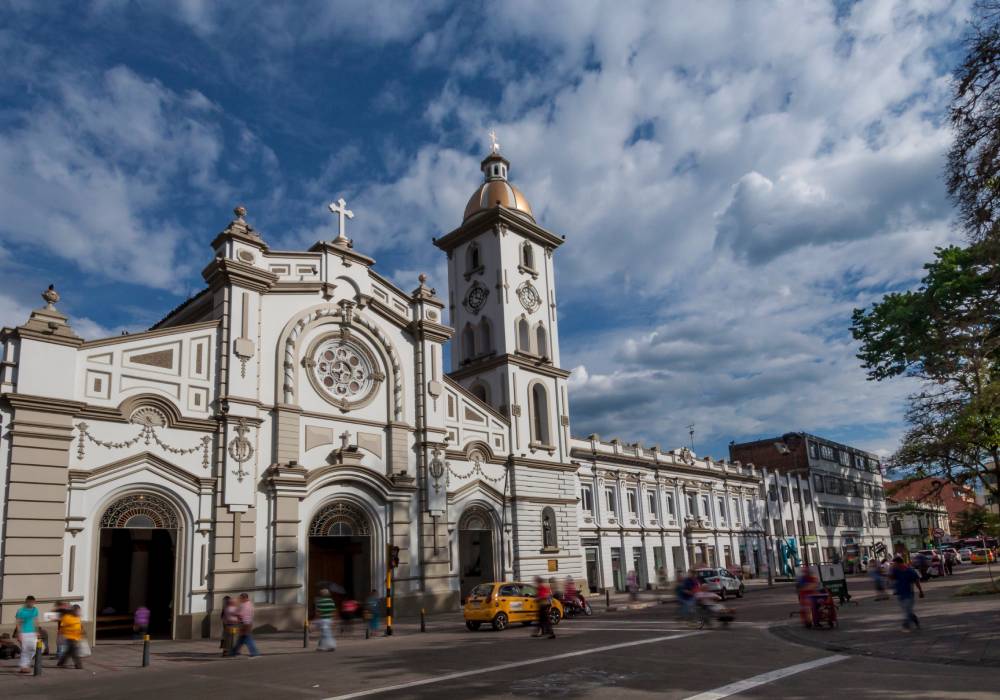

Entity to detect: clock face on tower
[464,281,489,313]
[516,281,542,313]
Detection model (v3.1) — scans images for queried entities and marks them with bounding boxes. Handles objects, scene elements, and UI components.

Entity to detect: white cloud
[351,0,968,454]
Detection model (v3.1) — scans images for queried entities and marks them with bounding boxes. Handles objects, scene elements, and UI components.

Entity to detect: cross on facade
[328,197,354,244]
[339,430,350,451]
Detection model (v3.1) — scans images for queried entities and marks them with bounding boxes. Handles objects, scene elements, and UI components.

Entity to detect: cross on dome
[488,128,500,154]
[328,197,354,245]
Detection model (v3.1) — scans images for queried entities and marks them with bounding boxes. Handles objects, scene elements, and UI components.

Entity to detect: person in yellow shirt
[56,605,84,669]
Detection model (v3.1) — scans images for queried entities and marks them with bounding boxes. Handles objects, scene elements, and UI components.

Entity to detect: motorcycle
[557,594,593,617]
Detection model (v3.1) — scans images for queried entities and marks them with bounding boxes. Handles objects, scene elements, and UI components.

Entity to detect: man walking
[890,555,924,630]
[315,588,337,651]
[229,593,260,657]
[15,595,39,674]
[56,605,84,669]
[532,576,555,639]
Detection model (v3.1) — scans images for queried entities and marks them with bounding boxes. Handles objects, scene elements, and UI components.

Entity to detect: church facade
[0,144,768,642]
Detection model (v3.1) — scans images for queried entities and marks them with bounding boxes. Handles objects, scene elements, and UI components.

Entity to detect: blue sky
[0,0,972,461]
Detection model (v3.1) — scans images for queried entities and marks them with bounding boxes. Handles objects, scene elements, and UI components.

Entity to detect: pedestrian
[228,593,260,657]
[627,570,638,601]
[220,596,240,656]
[315,588,337,650]
[868,559,887,601]
[944,550,955,576]
[15,595,39,674]
[365,589,380,638]
[532,576,555,639]
[56,605,84,669]
[795,566,820,628]
[51,600,71,658]
[889,555,924,630]
[133,604,150,640]
[676,569,699,620]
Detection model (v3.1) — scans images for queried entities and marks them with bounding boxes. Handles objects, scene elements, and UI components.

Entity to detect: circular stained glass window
[312,339,375,401]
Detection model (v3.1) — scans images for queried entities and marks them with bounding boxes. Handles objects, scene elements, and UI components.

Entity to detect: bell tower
[434,138,571,462]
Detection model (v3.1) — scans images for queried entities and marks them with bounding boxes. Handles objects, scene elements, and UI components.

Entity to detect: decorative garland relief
[76,407,212,469]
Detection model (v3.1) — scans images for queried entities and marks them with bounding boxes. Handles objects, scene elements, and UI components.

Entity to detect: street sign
[933,528,945,538]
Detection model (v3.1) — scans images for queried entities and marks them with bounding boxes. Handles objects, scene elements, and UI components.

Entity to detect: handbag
[78,639,91,658]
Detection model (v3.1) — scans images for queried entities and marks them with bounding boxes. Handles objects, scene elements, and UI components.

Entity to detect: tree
[850,239,1000,502]
[956,506,1000,539]
[948,1,1000,241]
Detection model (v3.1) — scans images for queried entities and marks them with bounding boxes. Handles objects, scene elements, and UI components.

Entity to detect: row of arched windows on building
[462,317,549,361]
[465,241,537,275]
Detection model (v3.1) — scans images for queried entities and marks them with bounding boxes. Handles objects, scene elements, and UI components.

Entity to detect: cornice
[434,207,565,253]
[309,240,376,267]
[6,393,86,416]
[271,282,324,295]
[510,455,577,472]
[80,319,220,349]
[410,318,454,344]
[202,257,279,294]
[447,353,572,381]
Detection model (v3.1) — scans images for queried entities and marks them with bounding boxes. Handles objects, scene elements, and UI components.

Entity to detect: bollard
[420,608,426,633]
[142,634,150,667]
[303,619,309,648]
[605,588,611,610]
[33,639,43,676]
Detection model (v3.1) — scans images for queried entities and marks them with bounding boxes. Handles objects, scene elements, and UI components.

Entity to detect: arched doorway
[96,493,179,639]
[308,501,372,612]
[458,506,496,598]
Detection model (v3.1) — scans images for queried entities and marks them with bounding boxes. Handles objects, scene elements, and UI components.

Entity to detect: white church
[0,142,768,640]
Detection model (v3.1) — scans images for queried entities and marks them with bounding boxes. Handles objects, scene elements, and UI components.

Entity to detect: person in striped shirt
[314,589,337,651]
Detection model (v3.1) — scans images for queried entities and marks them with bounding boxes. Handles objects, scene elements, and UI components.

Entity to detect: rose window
[313,340,374,400]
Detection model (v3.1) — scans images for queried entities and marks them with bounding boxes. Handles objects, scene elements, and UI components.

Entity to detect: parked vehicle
[959,548,973,563]
[695,568,745,600]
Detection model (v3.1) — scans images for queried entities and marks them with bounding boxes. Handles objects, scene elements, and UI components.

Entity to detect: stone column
[0,396,83,625]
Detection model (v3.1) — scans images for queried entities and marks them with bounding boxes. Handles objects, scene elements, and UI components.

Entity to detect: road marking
[320,631,701,700]
[569,626,689,632]
[682,655,848,700]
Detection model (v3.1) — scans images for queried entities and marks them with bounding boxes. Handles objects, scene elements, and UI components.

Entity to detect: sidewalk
[772,567,1000,667]
[0,620,425,680]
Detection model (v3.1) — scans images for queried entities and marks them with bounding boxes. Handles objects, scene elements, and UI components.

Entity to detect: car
[913,550,943,576]
[959,548,974,563]
[695,568,745,600]
[971,548,995,565]
[462,582,564,631]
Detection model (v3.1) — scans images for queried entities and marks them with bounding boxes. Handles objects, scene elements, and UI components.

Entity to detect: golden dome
[463,180,534,222]
[462,148,535,223]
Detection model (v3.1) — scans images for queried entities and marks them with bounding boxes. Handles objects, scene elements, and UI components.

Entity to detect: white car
[695,568,745,600]
[959,548,973,563]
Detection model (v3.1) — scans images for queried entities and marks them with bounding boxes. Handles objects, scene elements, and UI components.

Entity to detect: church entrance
[308,501,372,612]
[458,507,495,599]
[95,493,179,640]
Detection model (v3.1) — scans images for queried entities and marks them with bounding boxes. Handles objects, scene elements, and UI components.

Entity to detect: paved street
[2,567,998,699]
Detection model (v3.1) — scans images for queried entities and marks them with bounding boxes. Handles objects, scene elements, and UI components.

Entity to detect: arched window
[479,318,492,355]
[541,506,558,550]
[530,382,551,446]
[517,318,530,352]
[521,242,534,270]
[535,323,548,358]
[471,382,489,404]
[462,325,476,360]
[467,243,481,272]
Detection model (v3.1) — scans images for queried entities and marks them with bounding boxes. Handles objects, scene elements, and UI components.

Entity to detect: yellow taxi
[463,582,564,631]
[971,548,995,565]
